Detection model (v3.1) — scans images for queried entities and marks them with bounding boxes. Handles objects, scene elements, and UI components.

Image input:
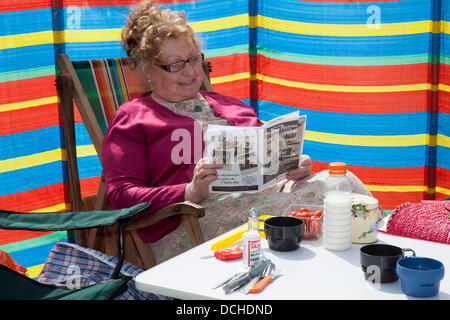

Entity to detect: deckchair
[0,202,150,300]
[56,54,212,268]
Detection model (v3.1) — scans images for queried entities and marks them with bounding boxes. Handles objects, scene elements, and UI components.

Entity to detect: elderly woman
[102,0,371,263]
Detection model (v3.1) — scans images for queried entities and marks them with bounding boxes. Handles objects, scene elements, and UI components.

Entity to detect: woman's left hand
[286,154,312,181]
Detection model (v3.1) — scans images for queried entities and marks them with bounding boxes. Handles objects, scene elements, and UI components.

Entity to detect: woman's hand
[185,158,224,203]
[286,154,312,181]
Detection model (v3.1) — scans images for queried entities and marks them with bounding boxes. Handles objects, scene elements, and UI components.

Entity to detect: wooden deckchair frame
[56,53,212,268]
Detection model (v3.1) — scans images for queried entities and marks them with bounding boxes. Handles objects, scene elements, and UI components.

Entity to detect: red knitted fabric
[385,201,450,244]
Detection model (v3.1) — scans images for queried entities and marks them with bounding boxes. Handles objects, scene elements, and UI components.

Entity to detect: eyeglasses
[155,53,204,73]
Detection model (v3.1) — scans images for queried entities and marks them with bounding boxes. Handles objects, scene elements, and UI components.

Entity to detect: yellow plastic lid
[328,162,347,174]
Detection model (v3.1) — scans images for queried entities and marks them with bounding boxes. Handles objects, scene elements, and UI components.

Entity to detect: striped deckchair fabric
[71,58,146,135]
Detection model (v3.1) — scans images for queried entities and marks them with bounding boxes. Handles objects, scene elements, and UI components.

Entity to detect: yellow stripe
[437,134,450,148]
[0,149,65,174]
[31,203,68,213]
[76,145,98,157]
[253,15,432,36]
[442,20,450,34]
[1,14,248,50]
[3,18,448,51]
[26,264,44,279]
[436,186,450,196]
[57,29,121,43]
[256,73,430,93]
[305,131,433,147]
[0,96,58,113]
[190,14,248,32]
[0,145,97,174]
[0,30,53,49]
[368,185,450,196]
[210,72,250,84]
[440,83,450,92]
[366,185,429,192]
[116,59,130,102]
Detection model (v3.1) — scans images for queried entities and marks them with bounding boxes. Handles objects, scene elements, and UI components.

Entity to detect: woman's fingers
[286,154,312,181]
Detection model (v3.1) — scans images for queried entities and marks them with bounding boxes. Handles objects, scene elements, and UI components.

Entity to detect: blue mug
[396,257,445,297]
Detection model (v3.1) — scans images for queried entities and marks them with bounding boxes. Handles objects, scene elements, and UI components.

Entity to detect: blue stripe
[438,112,450,137]
[77,156,102,180]
[54,1,248,31]
[75,123,96,146]
[258,0,433,24]
[0,8,53,36]
[61,26,249,61]
[258,101,429,135]
[0,162,67,196]
[436,146,450,168]
[7,241,67,270]
[0,158,101,197]
[257,28,432,57]
[0,126,63,161]
[0,44,56,74]
[441,33,450,55]
[304,142,429,168]
[196,27,249,50]
[159,0,248,22]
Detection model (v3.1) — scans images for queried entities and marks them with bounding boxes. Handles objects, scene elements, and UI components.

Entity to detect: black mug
[264,216,304,251]
[360,244,415,283]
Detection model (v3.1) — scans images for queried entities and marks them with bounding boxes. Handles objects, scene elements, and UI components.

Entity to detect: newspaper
[205,111,306,193]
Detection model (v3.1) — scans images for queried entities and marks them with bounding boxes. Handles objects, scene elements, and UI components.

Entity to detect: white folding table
[135,225,450,300]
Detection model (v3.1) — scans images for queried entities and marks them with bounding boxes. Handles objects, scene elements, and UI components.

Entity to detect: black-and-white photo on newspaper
[205,111,306,193]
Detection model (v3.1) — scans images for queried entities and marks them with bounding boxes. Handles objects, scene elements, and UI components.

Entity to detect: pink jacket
[102,91,262,242]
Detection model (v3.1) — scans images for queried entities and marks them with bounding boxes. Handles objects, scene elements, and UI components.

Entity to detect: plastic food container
[284,204,323,240]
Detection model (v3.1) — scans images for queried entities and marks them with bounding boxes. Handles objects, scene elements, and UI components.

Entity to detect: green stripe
[440,54,450,65]
[254,47,431,66]
[0,231,68,253]
[73,60,109,134]
[108,58,126,108]
[204,45,248,58]
[0,66,56,83]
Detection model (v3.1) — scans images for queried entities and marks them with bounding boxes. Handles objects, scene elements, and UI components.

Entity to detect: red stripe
[312,161,431,187]
[208,53,249,78]
[212,79,250,101]
[311,161,434,210]
[0,103,60,135]
[257,55,430,86]
[0,0,197,12]
[258,81,428,113]
[0,0,51,12]
[80,177,101,199]
[436,167,450,189]
[0,183,67,213]
[370,191,428,210]
[55,0,197,7]
[91,60,115,123]
[439,64,450,90]
[0,230,54,245]
[0,76,57,105]
[439,91,450,114]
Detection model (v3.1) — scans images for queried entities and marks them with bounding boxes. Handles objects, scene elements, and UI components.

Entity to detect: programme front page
[205,111,306,193]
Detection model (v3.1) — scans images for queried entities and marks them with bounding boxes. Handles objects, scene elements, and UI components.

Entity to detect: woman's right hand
[185,158,224,203]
